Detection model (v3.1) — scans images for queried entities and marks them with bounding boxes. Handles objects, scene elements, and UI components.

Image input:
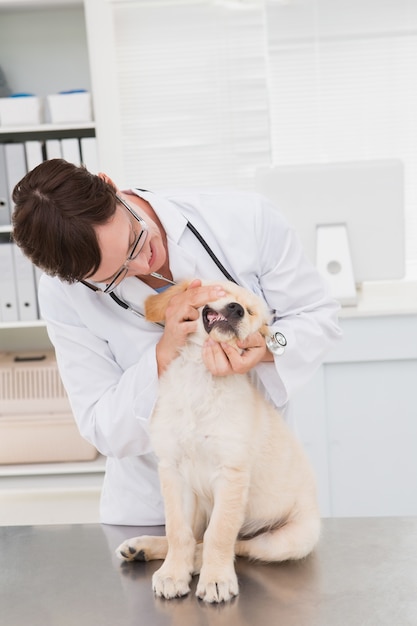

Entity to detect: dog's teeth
[207,312,226,325]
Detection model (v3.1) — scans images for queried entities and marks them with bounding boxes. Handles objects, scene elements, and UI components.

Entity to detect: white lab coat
[39,188,341,525]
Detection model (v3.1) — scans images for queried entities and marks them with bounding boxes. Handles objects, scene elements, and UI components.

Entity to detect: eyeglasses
[81,194,148,294]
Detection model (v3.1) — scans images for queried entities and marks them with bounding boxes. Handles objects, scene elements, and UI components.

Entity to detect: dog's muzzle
[202,302,244,336]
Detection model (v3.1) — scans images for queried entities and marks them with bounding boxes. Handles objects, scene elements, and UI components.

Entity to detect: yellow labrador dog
[116,280,320,603]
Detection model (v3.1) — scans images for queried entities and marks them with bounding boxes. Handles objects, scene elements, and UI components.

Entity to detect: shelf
[0,454,105,525]
[0,319,46,330]
[0,0,82,9]
[0,122,96,142]
[0,454,106,479]
[0,122,95,135]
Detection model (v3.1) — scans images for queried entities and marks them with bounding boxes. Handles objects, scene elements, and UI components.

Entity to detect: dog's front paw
[196,567,239,603]
[152,563,191,599]
[116,535,167,562]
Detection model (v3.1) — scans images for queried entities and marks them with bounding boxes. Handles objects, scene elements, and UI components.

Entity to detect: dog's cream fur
[116,280,320,603]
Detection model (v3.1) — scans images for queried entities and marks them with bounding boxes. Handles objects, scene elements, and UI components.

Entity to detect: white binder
[0,241,19,322]
[45,139,62,160]
[0,144,10,225]
[80,137,99,174]
[12,243,39,321]
[4,142,27,211]
[25,140,44,171]
[34,265,43,287]
[34,265,44,319]
[61,137,81,166]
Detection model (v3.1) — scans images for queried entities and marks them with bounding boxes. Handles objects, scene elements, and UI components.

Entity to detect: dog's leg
[116,488,204,570]
[151,464,197,599]
[235,513,321,562]
[196,467,249,603]
[116,535,168,562]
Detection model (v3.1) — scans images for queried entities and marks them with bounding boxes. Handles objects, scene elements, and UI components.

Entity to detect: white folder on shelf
[61,137,81,166]
[12,243,39,321]
[4,142,27,211]
[0,240,19,322]
[34,265,43,287]
[0,144,10,225]
[80,137,99,174]
[25,140,44,171]
[45,139,62,160]
[34,265,44,318]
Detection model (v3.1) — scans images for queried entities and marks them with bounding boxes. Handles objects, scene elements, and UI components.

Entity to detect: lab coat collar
[126,187,188,244]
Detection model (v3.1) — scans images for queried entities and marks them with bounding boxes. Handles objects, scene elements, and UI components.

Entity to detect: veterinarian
[12,159,342,526]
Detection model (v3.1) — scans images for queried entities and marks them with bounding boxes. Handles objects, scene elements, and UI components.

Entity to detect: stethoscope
[106,221,239,322]
[85,218,286,352]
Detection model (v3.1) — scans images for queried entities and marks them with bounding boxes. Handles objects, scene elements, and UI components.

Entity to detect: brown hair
[12,159,117,282]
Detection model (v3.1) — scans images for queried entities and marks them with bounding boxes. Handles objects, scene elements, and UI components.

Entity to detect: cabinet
[292,281,417,518]
[0,0,96,333]
[0,0,104,524]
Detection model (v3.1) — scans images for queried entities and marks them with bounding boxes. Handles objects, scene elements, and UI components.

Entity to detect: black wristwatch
[265,331,287,356]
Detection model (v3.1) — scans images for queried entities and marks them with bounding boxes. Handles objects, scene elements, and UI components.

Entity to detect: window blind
[111,1,271,189]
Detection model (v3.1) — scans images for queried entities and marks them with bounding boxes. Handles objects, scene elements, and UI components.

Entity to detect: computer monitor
[254,160,405,305]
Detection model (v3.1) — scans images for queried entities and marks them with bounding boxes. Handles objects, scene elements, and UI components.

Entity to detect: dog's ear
[144,280,191,323]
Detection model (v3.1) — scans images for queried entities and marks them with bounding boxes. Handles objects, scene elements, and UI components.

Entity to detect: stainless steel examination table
[1,517,416,625]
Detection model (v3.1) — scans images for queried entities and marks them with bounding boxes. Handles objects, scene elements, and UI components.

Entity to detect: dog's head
[145,280,270,349]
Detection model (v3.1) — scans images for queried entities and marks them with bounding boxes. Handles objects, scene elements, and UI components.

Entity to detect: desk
[1,517,416,625]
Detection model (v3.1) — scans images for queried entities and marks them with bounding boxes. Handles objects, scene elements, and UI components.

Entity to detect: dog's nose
[226,302,244,318]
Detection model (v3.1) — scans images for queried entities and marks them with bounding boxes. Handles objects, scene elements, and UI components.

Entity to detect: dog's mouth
[202,303,243,337]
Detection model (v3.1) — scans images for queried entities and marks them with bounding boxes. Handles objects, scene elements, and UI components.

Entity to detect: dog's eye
[246,308,254,316]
